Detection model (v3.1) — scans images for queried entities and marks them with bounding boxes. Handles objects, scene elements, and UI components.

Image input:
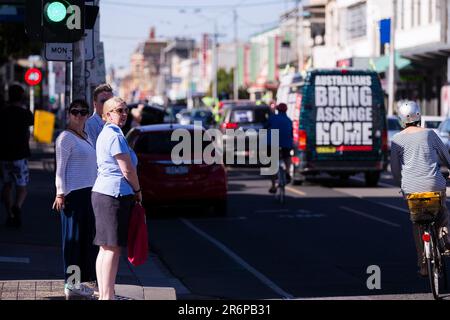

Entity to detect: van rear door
[301,70,387,166]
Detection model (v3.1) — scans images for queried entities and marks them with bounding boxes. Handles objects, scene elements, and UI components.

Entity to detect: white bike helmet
[397,100,421,128]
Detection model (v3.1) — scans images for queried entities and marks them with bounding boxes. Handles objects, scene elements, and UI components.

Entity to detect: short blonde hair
[102,97,127,122]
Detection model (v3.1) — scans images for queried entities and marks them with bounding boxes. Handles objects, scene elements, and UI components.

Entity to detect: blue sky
[99,0,298,70]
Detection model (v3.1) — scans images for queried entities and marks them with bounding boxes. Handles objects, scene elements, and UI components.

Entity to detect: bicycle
[275,158,287,204]
[406,192,449,300]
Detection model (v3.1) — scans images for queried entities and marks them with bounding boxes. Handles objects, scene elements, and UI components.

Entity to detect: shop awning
[374,52,412,73]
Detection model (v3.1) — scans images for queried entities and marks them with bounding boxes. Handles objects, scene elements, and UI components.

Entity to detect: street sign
[44,31,94,61]
[45,43,73,61]
[24,68,42,86]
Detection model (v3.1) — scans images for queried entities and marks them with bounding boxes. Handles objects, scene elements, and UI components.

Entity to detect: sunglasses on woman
[70,109,89,116]
[111,107,129,115]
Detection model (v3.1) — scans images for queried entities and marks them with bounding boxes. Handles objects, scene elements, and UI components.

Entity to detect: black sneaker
[11,206,21,228]
[269,186,277,194]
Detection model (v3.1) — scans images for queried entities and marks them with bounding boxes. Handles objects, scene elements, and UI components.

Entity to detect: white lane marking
[340,206,401,228]
[350,176,395,188]
[180,219,294,299]
[0,257,30,264]
[337,188,410,215]
[367,201,410,214]
[286,187,306,196]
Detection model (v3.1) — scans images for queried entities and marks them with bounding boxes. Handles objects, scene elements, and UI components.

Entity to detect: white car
[421,116,445,133]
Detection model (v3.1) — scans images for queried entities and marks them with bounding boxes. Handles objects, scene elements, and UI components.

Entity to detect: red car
[127,124,228,215]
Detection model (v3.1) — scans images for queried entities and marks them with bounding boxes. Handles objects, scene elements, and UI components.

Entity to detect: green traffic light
[46,1,67,23]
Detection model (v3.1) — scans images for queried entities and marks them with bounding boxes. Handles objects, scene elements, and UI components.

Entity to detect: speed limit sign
[25,68,42,86]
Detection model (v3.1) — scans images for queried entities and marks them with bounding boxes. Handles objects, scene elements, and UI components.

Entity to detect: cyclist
[267,103,293,194]
[390,100,450,277]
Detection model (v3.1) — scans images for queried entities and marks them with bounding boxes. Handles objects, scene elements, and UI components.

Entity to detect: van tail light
[381,129,388,152]
[221,122,238,130]
[298,130,307,151]
[422,233,431,243]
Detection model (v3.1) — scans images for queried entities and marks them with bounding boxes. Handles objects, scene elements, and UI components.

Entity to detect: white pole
[30,86,34,114]
[388,0,397,116]
[233,9,239,100]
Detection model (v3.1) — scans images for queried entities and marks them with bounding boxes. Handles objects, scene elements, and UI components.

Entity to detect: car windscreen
[388,118,402,131]
[230,108,269,124]
[191,110,212,120]
[134,131,213,155]
[424,120,442,129]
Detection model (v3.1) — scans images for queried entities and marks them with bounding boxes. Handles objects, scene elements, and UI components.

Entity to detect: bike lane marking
[180,218,295,299]
[286,186,306,196]
[340,206,401,228]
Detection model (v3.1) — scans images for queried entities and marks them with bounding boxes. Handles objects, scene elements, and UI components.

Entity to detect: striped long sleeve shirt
[390,129,450,194]
[55,131,98,196]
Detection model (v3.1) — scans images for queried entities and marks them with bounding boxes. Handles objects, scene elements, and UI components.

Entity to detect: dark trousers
[61,187,98,282]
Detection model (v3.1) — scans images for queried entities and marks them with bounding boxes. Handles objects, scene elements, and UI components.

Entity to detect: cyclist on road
[390,100,450,277]
[267,103,293,194]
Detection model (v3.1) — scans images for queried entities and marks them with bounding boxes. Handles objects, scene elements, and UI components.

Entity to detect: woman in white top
[52,100,98,300]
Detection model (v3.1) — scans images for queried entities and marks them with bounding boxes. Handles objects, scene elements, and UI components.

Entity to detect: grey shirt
[390,129,450,194]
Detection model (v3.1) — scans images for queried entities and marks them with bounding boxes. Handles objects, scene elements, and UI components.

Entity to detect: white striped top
[55,131,97,196]
[390,129,450,194]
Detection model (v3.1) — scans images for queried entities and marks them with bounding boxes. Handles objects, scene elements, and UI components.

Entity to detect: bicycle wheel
[277,167,286,204]
[279,185,285,204]
[427,228,445,300]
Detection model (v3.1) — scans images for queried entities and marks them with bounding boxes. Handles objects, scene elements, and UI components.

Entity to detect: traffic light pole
[72,40,86,100]
[64,61,71,128]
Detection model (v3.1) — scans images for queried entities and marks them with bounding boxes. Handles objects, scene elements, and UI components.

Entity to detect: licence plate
[316,146,336,154]
[165,166,189,175]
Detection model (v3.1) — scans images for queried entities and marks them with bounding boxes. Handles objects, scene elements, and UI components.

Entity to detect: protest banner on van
[314,75,374,153]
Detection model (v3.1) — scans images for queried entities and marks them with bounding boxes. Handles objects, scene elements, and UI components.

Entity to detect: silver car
[387,115,402,151]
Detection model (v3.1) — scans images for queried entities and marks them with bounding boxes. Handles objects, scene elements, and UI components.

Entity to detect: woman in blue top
[91,97,142,300]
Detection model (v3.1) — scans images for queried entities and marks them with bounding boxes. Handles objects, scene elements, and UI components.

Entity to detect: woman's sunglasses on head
[70,109,89,116]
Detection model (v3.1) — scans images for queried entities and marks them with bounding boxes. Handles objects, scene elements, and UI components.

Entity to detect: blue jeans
[60,187,98,282]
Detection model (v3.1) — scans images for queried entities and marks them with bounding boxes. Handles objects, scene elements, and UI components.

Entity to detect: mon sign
[45,31,94,61]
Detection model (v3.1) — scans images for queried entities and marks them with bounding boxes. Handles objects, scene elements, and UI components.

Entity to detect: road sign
[45,43,73,61]
[45,31,94,61]
[24,68,42,86]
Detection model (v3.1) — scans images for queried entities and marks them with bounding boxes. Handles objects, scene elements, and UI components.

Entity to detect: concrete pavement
[0,140,188,300]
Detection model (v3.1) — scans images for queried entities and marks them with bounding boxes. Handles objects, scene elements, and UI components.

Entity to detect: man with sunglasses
[85,84,114,146]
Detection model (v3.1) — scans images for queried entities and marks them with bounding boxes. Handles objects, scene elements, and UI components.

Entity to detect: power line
[101,0,295,10]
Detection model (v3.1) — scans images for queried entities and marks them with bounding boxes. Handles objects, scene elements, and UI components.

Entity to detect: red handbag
[127,203,149,266]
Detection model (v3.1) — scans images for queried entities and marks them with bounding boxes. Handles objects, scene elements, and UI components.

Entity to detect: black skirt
[91,192,134,247]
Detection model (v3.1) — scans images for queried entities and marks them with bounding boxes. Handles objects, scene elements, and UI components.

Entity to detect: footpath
[0,140,189,300]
